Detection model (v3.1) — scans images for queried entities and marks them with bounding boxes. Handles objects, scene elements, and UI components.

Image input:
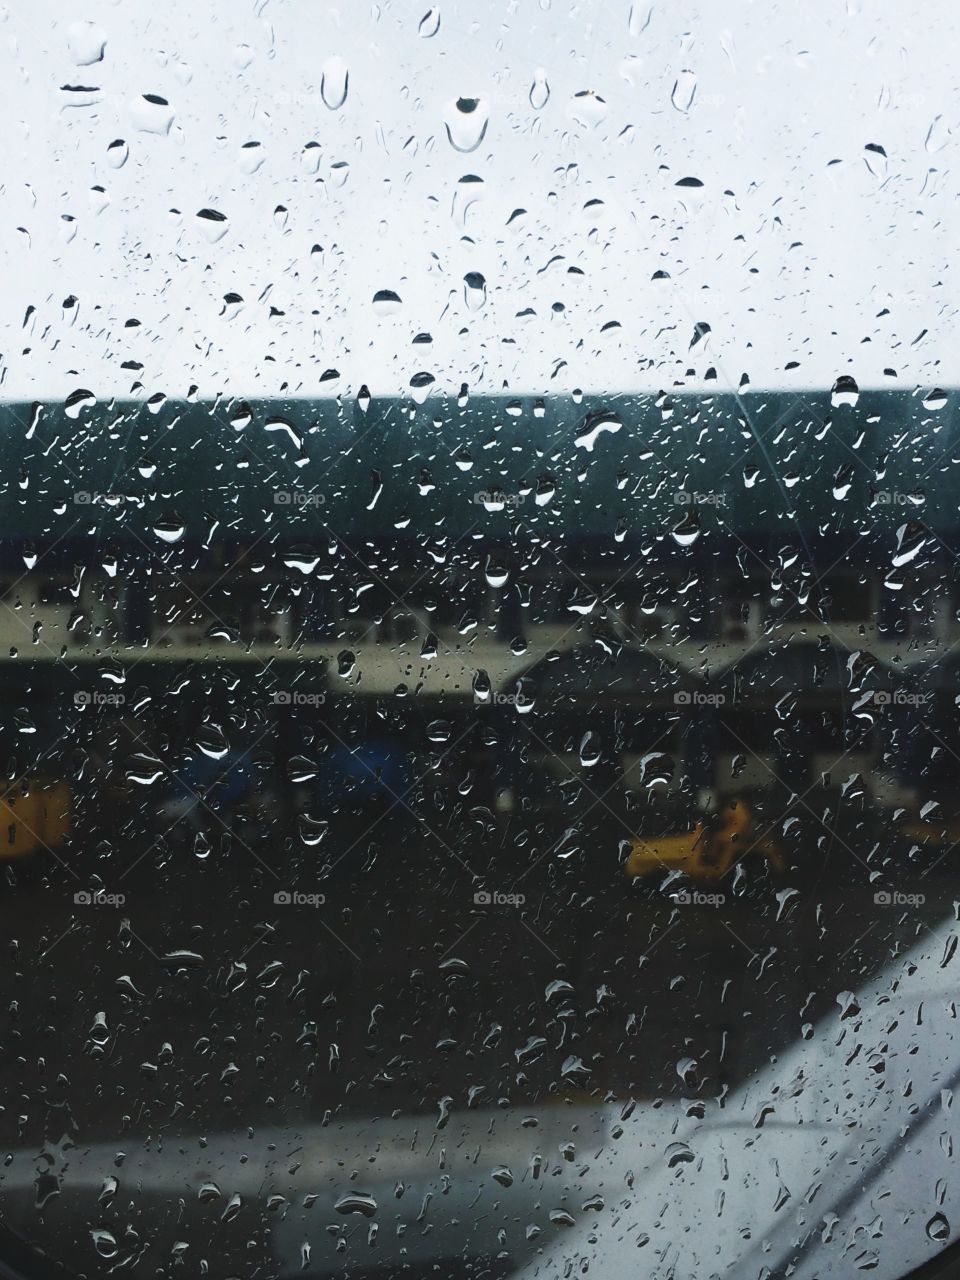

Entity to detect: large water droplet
[67,21,106,66]
[665,1141,695,1168]
[321,56,349,110]
[90,1229,118,1259]
[334,1192,378,1217]
[671,69,697,112]
[196,208,228,243]
[925,115,951,154]
[830,375,859,408]
[131,93,174,135]
[671,511,701,547]
[418,7,441,37]
[372,289,402,317]
[575,410,622,452]
[529,69,550,109]
[863,142,888,180]
[106,138,128,168]
[463,271,486,310]
[927,1212,950,1242]
[410,371,436,404]
[153,517,185,544]
[445,97,490,152]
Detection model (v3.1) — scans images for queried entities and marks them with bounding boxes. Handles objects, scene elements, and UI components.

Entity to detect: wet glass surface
[2,4,960,1279]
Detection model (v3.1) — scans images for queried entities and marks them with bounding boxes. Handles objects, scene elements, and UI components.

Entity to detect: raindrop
[410,371,436,404]
[221,1193,241,1222]
[372,289,402,316]
[106,138,128,168]
[485,557,509,588]
[67,21,106,66]
[90,1229,118,1259]
[575,410,622,452]
[65,388,96,419]
[238,140,264,174]
[830,375,859,408]
[153,517,185,544]
[463,271,486,310]
[131,93,175,135]
[418,7,441,37]
[925,116,951,154]
[337,651,356,677]
[196,725,229,761]
[569,89,607,127]
[334,1192,378,1217]
[671,69,697,112]
[671,510,701,547]
[927,1212,950,1242]
[283,548,320,575]
[321,56,349,110]
[445,97,490,152]
[196,208,229,243]
[863,142,888,179]
[665,1141,695,1168]
[529,69,550,109]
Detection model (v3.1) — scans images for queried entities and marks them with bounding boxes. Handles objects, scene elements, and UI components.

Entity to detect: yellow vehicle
[625,799,785,883]
[0,780,71,860]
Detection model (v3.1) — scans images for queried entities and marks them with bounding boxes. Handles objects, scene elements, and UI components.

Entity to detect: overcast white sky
[1,0,957,403]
